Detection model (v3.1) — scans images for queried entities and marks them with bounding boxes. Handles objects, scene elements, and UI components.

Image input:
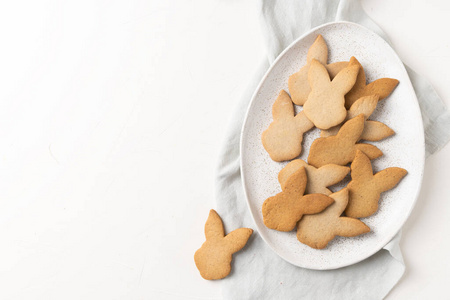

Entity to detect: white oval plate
[240,21,425,270]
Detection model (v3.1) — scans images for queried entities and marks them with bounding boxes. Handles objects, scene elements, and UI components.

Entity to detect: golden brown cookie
[303,59,360,129]
[194,210,253,280]
[345,150,407,218]
[278,159,349,195]
[288,35,348,105]
[345,56,399,108]
[262,167,334,232]
[308,114,383,167]
[297,188,370,249]
[320,95,394,141]
[261,90,314,162]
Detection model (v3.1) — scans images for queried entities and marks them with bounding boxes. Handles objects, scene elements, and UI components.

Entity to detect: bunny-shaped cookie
[288,34,348,105]
[194,210,253,280]
[321,95,394,141]
[345,151,407,218]
[278,159,349,195]
[261,90,314,162]
[345,56,399,109]
[262,167,334,232]
[297,188,370,249]
[308,114,383,167]
[303,59,360,129]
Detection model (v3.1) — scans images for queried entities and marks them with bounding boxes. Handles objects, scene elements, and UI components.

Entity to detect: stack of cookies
[261,35,407,249]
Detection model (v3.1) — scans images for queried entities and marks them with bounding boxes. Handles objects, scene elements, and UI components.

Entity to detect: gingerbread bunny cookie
[194,210,253,280]
[297,188,370,249]
[345,56,399,108]
[345,151,407,218]
[262,167,334,232]
[262,90,314,162]
[321,95,394,141]
[303,59,360,129]
[308,114,383,167]
[278,159,349,195]
[288,35,348,105]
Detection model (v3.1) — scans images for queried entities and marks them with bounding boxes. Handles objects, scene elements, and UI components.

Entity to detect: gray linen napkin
[215,1,450,299]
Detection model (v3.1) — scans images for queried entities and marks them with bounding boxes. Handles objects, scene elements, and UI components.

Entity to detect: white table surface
[0,0,449,299]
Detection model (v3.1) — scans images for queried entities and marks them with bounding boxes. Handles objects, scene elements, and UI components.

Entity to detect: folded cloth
[215,0,450,299]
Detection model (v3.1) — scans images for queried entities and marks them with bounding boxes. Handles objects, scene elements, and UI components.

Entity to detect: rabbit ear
[326,61,348,79]
[350,150,374,182]
[282,167,307,197]
[348,56,365,87]
[223,228,253,254]
[336,217,370,237]
[308,59,331,90]
[354,143,383,160]
[294,111,315,133]
[278,159,307,190]
[272,90,294,121]
[336,114,365,143]
[365,78,399,100]
[298,194,334,216]
[348,95,379,119]
[373,167,407,193]
[204,210,225,240]
[307,35,328,64]
[324,188,349,216]
[331,64,360,94]
[360,120,395,141]
[316,165,350,188]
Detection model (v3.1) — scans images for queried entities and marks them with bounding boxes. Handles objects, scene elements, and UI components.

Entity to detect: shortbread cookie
[345,56,399,108]
[262,167,334,231]
[345,151,407,218]
[321,95,394,141]
[297,188,370,249]
[303,59,360,129]
[288,35,348,105]
[261,90,314,162]
[194,210,253,280]
[278,159,349,195]
[308,114,383,167]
